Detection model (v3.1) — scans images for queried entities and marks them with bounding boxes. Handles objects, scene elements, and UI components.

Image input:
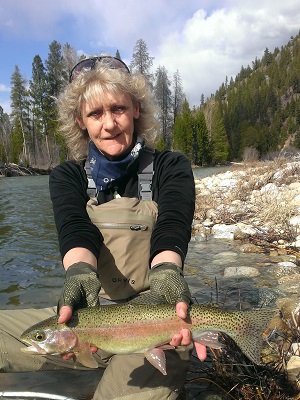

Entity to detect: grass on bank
[194,156,300,244]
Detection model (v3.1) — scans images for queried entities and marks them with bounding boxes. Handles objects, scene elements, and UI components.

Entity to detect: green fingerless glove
[149,262,192,305]
[58,261,101,312]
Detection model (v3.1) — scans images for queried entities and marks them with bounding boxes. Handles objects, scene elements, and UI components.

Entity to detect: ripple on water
[185,237,286,310]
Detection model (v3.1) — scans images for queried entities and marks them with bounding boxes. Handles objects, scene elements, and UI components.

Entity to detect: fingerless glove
[149,262,191,305]
[58,261,100,311]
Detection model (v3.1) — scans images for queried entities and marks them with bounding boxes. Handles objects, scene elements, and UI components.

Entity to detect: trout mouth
[21,342,50,355]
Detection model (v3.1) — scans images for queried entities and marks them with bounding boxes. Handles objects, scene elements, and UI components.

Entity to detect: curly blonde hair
[57,63,160,162]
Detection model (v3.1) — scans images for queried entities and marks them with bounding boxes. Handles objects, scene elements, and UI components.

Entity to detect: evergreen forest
[1,32,300,168]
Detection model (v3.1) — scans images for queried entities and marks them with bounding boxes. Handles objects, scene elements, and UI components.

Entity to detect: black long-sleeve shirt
[49,150,195,265]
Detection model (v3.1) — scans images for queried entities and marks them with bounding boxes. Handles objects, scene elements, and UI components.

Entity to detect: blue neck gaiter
[88,139,143,192]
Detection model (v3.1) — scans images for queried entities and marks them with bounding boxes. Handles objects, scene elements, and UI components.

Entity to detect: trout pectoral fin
[145,348,167,375]
[73,342,98,369]
[193,331,224,349]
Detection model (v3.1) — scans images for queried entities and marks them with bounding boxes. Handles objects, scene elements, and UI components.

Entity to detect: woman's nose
[102,111,116,129]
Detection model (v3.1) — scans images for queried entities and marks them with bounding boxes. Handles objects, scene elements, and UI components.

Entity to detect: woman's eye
[88,110,103,118]
[112,106,126,115]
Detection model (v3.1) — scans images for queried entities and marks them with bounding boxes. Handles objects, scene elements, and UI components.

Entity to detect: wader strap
[85,160,97,198]
[138,147,154,200]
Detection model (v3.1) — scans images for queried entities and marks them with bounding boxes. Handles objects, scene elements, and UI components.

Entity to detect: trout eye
[35,331,46,341]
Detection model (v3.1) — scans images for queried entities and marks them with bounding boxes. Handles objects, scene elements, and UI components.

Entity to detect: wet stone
[272,262,298,278]
[278,279,300,293]
[223,266,260,278]
[278,273,300,285]
[240,243,262,253]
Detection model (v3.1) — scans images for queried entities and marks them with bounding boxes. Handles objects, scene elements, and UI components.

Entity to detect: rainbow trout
[20,303,276,375]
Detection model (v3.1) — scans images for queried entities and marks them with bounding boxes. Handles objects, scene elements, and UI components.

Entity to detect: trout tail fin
[231,309,277,365]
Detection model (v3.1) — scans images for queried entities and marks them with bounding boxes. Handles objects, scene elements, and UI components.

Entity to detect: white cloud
[154,3,300,104]
[0,98,11,114]
[0,86,11,113]
[0,84,10,92]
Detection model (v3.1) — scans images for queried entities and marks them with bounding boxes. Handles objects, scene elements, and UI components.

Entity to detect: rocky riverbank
[0,163,51,177]
[190,157,300,397]
[193,158,300,250]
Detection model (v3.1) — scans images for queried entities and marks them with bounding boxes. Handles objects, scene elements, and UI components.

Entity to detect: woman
[51,55,207,399]
[0,55,206,399]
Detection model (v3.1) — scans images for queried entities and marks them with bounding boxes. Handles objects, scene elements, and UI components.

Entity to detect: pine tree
[192,109,211,165]
[154,66,173,149]
[263,47,272,66]
[10,65,30,164]
[46,40,68,97]
[130,39,154,84]
[45,40,68,162]
[200,94,205,107]
[115,49,121,60]
[173,99,193,159]
[211,104,229,163]
[62,43,78,78]
[172,70,184,123]
[29,55,49,164]
[0,106,11,162]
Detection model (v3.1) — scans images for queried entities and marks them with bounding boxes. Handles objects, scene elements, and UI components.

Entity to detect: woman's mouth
[103,132,122,140]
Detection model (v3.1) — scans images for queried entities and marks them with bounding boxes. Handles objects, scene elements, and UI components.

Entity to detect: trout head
[20,317,77,355]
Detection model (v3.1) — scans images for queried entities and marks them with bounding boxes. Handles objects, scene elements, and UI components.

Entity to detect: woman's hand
[169,302,207,361]
[57,261,101,312]
[57,259,101,361]
[149,259,207,361]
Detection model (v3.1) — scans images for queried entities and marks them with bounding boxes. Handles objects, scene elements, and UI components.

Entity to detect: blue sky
[1,0,300,114]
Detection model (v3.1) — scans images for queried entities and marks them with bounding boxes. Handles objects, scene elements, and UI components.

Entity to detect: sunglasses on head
[69,56,130,83]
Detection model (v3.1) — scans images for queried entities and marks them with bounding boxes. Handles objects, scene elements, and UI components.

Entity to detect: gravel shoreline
[190,158,300,395]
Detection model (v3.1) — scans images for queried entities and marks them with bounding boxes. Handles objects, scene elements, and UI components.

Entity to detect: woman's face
[77,91,139,160]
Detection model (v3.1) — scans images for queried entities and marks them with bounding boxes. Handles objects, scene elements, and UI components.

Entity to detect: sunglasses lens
[69,59,96,82]
[101,57,129,72]
[69,56,129,82]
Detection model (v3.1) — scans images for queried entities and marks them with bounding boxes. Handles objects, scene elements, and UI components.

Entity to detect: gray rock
[273,262,298,278]
[224,266,260,278]
[211,224,242,240]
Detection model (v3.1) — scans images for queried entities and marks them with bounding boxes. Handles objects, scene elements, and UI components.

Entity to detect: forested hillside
[1,32,300,169]
[213,31,300,161]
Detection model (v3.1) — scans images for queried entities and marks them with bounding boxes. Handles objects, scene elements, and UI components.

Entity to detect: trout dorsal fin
[73,341,98,368]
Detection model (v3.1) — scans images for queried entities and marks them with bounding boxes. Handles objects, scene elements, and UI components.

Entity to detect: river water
[0,166,281,310]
